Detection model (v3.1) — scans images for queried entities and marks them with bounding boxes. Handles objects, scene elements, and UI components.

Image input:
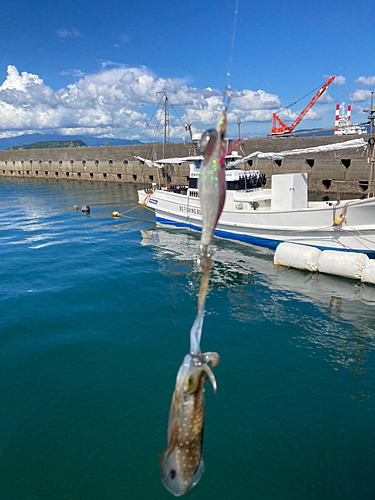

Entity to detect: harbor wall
[0,135,371,194]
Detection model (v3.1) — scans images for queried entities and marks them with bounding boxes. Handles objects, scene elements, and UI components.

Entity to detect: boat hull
[138,189,375,254]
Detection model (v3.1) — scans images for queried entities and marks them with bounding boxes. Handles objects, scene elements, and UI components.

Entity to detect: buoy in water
[112,211,119,218]
[73,205,79,210]
[81,205,90,213]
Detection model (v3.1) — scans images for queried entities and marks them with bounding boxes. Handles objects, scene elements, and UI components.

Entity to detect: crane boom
[271,75,337,135]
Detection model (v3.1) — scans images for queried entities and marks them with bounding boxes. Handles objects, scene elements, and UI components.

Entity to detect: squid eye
[198,129,217,153]
[170,469,176,479]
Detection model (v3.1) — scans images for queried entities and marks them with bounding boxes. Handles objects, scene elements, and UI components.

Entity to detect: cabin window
[195,160,201,169]
[306,159,315,168]
[341,159,351,169]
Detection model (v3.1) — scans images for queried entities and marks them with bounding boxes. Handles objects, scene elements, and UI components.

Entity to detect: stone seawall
[0,135,371,195]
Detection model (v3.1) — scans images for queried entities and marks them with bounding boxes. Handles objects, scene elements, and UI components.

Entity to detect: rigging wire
[134,93,166,157]
[277,77,334,114]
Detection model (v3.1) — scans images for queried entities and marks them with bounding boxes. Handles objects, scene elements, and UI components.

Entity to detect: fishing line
[226,0,240,82]
[222,0,240,108]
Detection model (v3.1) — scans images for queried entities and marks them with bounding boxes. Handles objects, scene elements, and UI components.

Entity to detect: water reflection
[140,227,375,377]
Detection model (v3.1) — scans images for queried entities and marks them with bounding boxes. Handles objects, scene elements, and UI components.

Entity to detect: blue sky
[0,0,374,141]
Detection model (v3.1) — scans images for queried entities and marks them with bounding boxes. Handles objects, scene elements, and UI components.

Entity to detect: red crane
[271,75,337,135]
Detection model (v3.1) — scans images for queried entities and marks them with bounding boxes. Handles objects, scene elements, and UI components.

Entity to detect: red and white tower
[347,105,351,125]
[334,104,340,133]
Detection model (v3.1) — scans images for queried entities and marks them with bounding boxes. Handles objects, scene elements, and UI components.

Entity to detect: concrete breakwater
[0,135,371,194]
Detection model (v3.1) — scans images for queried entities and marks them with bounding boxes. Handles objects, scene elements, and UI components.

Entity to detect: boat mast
[156,89,170,158]
[366,92,375,197]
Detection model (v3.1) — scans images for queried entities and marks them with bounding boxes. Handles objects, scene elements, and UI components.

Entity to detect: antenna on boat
[156,89,170,158]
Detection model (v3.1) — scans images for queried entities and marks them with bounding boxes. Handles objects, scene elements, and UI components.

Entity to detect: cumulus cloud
[333,75,346,85]
[355,76,375,86]
[316,92,334,105]
[0,64,299,139]
[350,89,372,103]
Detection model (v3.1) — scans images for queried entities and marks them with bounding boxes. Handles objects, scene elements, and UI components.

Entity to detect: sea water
[0,177,374,500]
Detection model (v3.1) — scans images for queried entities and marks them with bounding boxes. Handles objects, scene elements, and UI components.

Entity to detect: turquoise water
[1,177,374,500]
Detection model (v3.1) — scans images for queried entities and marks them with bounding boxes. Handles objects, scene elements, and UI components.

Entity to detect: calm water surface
[0,178,374,500]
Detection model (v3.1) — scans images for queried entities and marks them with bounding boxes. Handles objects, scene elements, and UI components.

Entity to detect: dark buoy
[81,205,90,213]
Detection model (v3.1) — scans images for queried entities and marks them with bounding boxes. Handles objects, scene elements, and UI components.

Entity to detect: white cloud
[350,89,372,103]
[0,64,323,139]
[231,89,281,111]
[60,69,85,78]
[355,76,375,86]
[56,28,83,39]
[316,92,334,105]
[0,65,43,91]
[333,75,346,85]
[304,109,321,120]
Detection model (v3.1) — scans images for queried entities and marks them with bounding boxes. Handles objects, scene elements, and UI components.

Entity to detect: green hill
[7,140,87,150]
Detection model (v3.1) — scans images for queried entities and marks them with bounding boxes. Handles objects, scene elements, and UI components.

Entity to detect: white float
[361,260,375,285]
[274,242,321,271]
[317,250,369,280]
[274,243,375,282]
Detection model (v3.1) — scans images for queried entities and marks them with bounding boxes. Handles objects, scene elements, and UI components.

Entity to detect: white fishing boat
[137,138,375,255]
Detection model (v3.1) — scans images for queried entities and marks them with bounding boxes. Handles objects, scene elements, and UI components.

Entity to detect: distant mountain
[0,133,142,151]
[8,140,87,150]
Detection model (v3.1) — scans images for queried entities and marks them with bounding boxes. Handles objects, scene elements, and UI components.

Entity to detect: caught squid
[161,103,229,496]
[198,108,228,256]
[161,351,220,496]
[190,105,228,356]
